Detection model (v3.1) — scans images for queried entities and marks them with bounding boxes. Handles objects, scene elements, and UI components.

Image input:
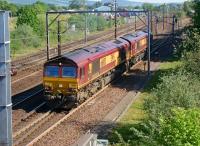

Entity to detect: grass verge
[109,59,183,145]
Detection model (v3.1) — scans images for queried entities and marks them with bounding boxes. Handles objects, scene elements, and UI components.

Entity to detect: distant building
[94,6,111,11]
[93,6,112,20]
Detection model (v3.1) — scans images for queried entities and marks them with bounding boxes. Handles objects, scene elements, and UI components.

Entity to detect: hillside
[8,0,144,7]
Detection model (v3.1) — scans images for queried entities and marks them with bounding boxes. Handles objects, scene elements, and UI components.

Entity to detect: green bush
[16,6,40,32]
[11,24,41,53]
[87,15,98,32]
[68,14,85,30]
[193,0,200,29]
[145,71,200,120]
[178,28,200,54]
[177,28,200,76]
[97,16,107,31]
[68,14,108,32]
[158,108,200,146]
[0,0,18,16]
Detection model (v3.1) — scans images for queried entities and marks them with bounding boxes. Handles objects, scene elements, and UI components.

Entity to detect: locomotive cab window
[62,66,76,78]
[80,67,85,79]
[45,66,59,77]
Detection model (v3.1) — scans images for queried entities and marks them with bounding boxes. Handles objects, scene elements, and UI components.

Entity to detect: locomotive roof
[62,38,129,66]
[121,31,147,41]
[61,31,147,67]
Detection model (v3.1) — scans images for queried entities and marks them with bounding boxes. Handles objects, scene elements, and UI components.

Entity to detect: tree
[142,3,155,11]
[11,24,41,52]
[33,1,48,14]
[0,0,18,16]
[193,0,200,28]
[94,1,102,8]
[88,1,102,9]
[97,16,107,31]
[16,6,39,32]
[183,1,193,16]
[68,0,86,10]
[158,108,200,146]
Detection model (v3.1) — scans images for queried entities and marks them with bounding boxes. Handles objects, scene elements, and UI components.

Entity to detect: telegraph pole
[135,13,136,31]
[84,14,88,43]
[0,11,12,146]
[150,11,153,33]
[172,15,175,38]
[46,13,50,60]
[84,0,88,43]
[163,3,165,30]
[147,11,151,78]
[57,20,61,56]
[114,0,117,39]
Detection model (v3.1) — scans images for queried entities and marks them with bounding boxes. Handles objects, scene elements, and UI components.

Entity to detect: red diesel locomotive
[43,31,148,102]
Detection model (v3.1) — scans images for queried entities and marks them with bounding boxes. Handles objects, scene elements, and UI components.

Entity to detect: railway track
[11,18,189,146]
[12,89,44,108]
[13,80,114,146]
[11,23,148,96]
[13,101,46,126]
[13,101,65,146]
[11,33,172,146]
[11,28,170,124]
[12,21,145,71]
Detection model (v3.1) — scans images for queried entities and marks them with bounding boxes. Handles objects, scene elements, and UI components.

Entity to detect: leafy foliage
[183,1,194,16]
[0,0,18,16]
[11,24,41,47]
[193,0,200,28]
[158,108,200,146]
[110,26,200,145]
[68,14,108,32]
[142,3,156,11]
[96,16,107,31]
[177,28,200,76]
[16,6,39,32]
[68,0,86,9]
[33,1,48,14]
[145,71,200,120]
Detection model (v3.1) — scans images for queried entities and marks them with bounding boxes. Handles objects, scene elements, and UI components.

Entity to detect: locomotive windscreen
[62,67,76,78]
[45,66,59,77]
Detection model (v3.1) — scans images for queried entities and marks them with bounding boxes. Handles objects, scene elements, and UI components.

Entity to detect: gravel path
[11,18,190,146]
[34,61,158,146]
[33,17,189,146]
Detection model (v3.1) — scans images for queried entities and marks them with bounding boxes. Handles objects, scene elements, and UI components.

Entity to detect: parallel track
[12,89,44,108]
[11,24,146,87]
[12,22,145,71]
[13,102,64,146]
[11,24,146,88]
[11,34,171,146]
[12,17,190,146]
[23,35,170,146]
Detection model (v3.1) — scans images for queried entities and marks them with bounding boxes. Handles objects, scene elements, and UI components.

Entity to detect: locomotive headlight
[44,82,52,87]
[69,83,77,88]
[59,84,63,88]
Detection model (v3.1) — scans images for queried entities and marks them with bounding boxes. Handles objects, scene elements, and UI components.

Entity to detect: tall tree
[193,0,200,28]
[68,0,86,9]
[16,6,39,32]
[183,1,193,15]
[142,3,155,11]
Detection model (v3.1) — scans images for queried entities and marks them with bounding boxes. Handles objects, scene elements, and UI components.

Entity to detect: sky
[130,0,186,3]
[91,0,187,3]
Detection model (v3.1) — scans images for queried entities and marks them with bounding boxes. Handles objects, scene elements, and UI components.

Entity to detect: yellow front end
[43,77,78,99]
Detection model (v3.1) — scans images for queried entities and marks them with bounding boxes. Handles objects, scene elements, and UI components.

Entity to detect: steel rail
[11,24,146,86]
[13,102,46,128]
[25,60,144,146]
[12,89,44,108]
